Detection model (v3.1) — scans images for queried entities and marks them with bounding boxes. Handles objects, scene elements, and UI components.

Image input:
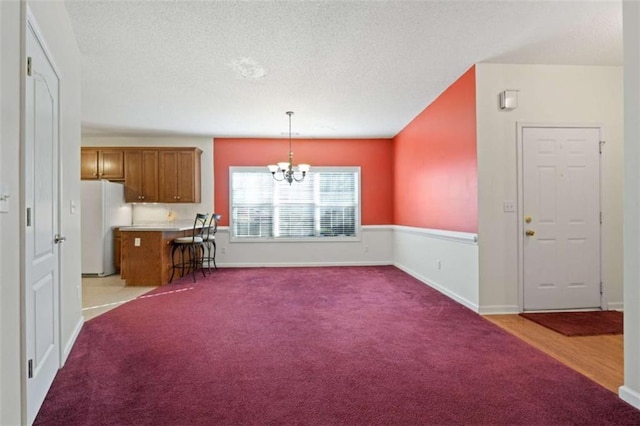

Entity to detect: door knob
[525,230,535,237]
[54,234,66,244]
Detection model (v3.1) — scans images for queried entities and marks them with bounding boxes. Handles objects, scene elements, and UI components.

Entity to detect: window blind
[230,167,360,240]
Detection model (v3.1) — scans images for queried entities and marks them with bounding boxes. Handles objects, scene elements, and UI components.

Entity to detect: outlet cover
[503,200,516,213]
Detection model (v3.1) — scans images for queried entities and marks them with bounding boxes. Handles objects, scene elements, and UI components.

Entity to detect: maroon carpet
[35,266,640,425]
[520,311,623,336]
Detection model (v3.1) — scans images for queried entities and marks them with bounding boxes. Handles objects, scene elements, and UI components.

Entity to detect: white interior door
[522,126,601,311]
[25,19,61,425]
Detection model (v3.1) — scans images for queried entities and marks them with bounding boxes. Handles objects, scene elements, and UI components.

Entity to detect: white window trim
[229,166,362,243]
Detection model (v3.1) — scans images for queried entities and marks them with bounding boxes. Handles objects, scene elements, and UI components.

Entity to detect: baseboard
[478,305,521,315]
[217,261,394,268]
[394,262,479,313]
[620,385,640,410]
[608,302,624,311]
[61,316,84,366]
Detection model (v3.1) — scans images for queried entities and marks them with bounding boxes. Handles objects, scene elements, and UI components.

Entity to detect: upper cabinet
[81,148,125,181]
[158,149,202,203]
[124,150,159,203]
[82,146,202,203]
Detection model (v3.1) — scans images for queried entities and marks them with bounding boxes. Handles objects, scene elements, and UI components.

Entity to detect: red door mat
[519,311,623,336]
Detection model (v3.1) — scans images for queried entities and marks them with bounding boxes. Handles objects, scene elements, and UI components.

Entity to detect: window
[230,167,360,241]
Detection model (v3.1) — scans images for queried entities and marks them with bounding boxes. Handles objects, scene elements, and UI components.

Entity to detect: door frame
[516,122,605,312]
[20,6,63,423]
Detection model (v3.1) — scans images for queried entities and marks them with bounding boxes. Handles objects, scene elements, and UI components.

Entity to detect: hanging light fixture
[267,111,310,184]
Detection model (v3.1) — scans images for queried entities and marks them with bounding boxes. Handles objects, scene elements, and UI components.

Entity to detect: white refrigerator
[81,180,132,276]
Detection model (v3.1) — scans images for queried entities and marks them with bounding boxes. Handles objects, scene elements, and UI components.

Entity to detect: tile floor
[82,274,156,321]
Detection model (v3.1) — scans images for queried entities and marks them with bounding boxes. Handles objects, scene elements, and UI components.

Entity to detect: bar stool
[202,213,221,272]
[169,213,207,283]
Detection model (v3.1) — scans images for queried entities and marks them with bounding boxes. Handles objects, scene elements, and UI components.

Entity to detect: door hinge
[599,140,606,154]
[600,211,603,224]
[28,359,33,379]
[26,207,31,227]
[27,57,32,76]
[600,281,604,295]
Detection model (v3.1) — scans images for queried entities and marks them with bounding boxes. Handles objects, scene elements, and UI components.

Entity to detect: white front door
[24,19,61,425]
[522,126,601,311]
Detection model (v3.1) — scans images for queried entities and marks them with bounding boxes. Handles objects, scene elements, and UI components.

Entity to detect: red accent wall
[393,66,477,232]
[214,138,394,226]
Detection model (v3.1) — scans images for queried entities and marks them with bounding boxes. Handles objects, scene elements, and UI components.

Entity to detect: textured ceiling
[64,0,622,138]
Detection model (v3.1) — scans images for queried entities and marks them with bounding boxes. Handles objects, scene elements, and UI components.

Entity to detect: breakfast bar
[119,221,203,286]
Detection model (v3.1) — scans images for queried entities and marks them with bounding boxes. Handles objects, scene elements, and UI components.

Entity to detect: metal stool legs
[169,213,208,283]
[203,239,217,272]
[169,241,205,283]
[202,213,221,274]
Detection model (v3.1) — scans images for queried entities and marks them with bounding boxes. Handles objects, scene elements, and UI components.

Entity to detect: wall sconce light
[499,90,518,110]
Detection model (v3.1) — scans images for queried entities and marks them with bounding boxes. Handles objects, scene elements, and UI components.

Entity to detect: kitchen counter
[119,221,202,232]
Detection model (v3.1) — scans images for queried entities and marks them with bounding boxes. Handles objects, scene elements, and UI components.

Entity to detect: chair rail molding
[393,225,478,244]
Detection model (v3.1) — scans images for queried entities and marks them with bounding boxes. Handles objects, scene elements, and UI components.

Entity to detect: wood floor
[484,314,623,394]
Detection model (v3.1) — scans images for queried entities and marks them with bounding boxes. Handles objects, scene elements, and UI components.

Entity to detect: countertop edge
[118,223,203,232]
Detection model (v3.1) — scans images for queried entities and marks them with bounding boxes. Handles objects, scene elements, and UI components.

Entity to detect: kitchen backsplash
[132,203,210,224]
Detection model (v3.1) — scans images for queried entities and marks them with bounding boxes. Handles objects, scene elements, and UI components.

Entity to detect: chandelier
[267,111,310,184]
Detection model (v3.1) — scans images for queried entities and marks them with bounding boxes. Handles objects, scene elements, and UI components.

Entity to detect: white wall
[82,136,214,222]
[621,0,640,410]
[1,1,82,424]
[393,226,479,311]
[216,225,393,267]
[476,64,623,313]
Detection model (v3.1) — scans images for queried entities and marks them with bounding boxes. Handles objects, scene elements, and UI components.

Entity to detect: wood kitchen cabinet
[81,148,125,181]
[113,227,122,273]
[120,229,191,286]
[81,146,202,203]
[124,150,159,202]
[158,149,202,203]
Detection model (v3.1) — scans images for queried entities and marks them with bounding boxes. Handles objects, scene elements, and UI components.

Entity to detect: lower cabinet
[120,230,189,286]
[113,227,121,273]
